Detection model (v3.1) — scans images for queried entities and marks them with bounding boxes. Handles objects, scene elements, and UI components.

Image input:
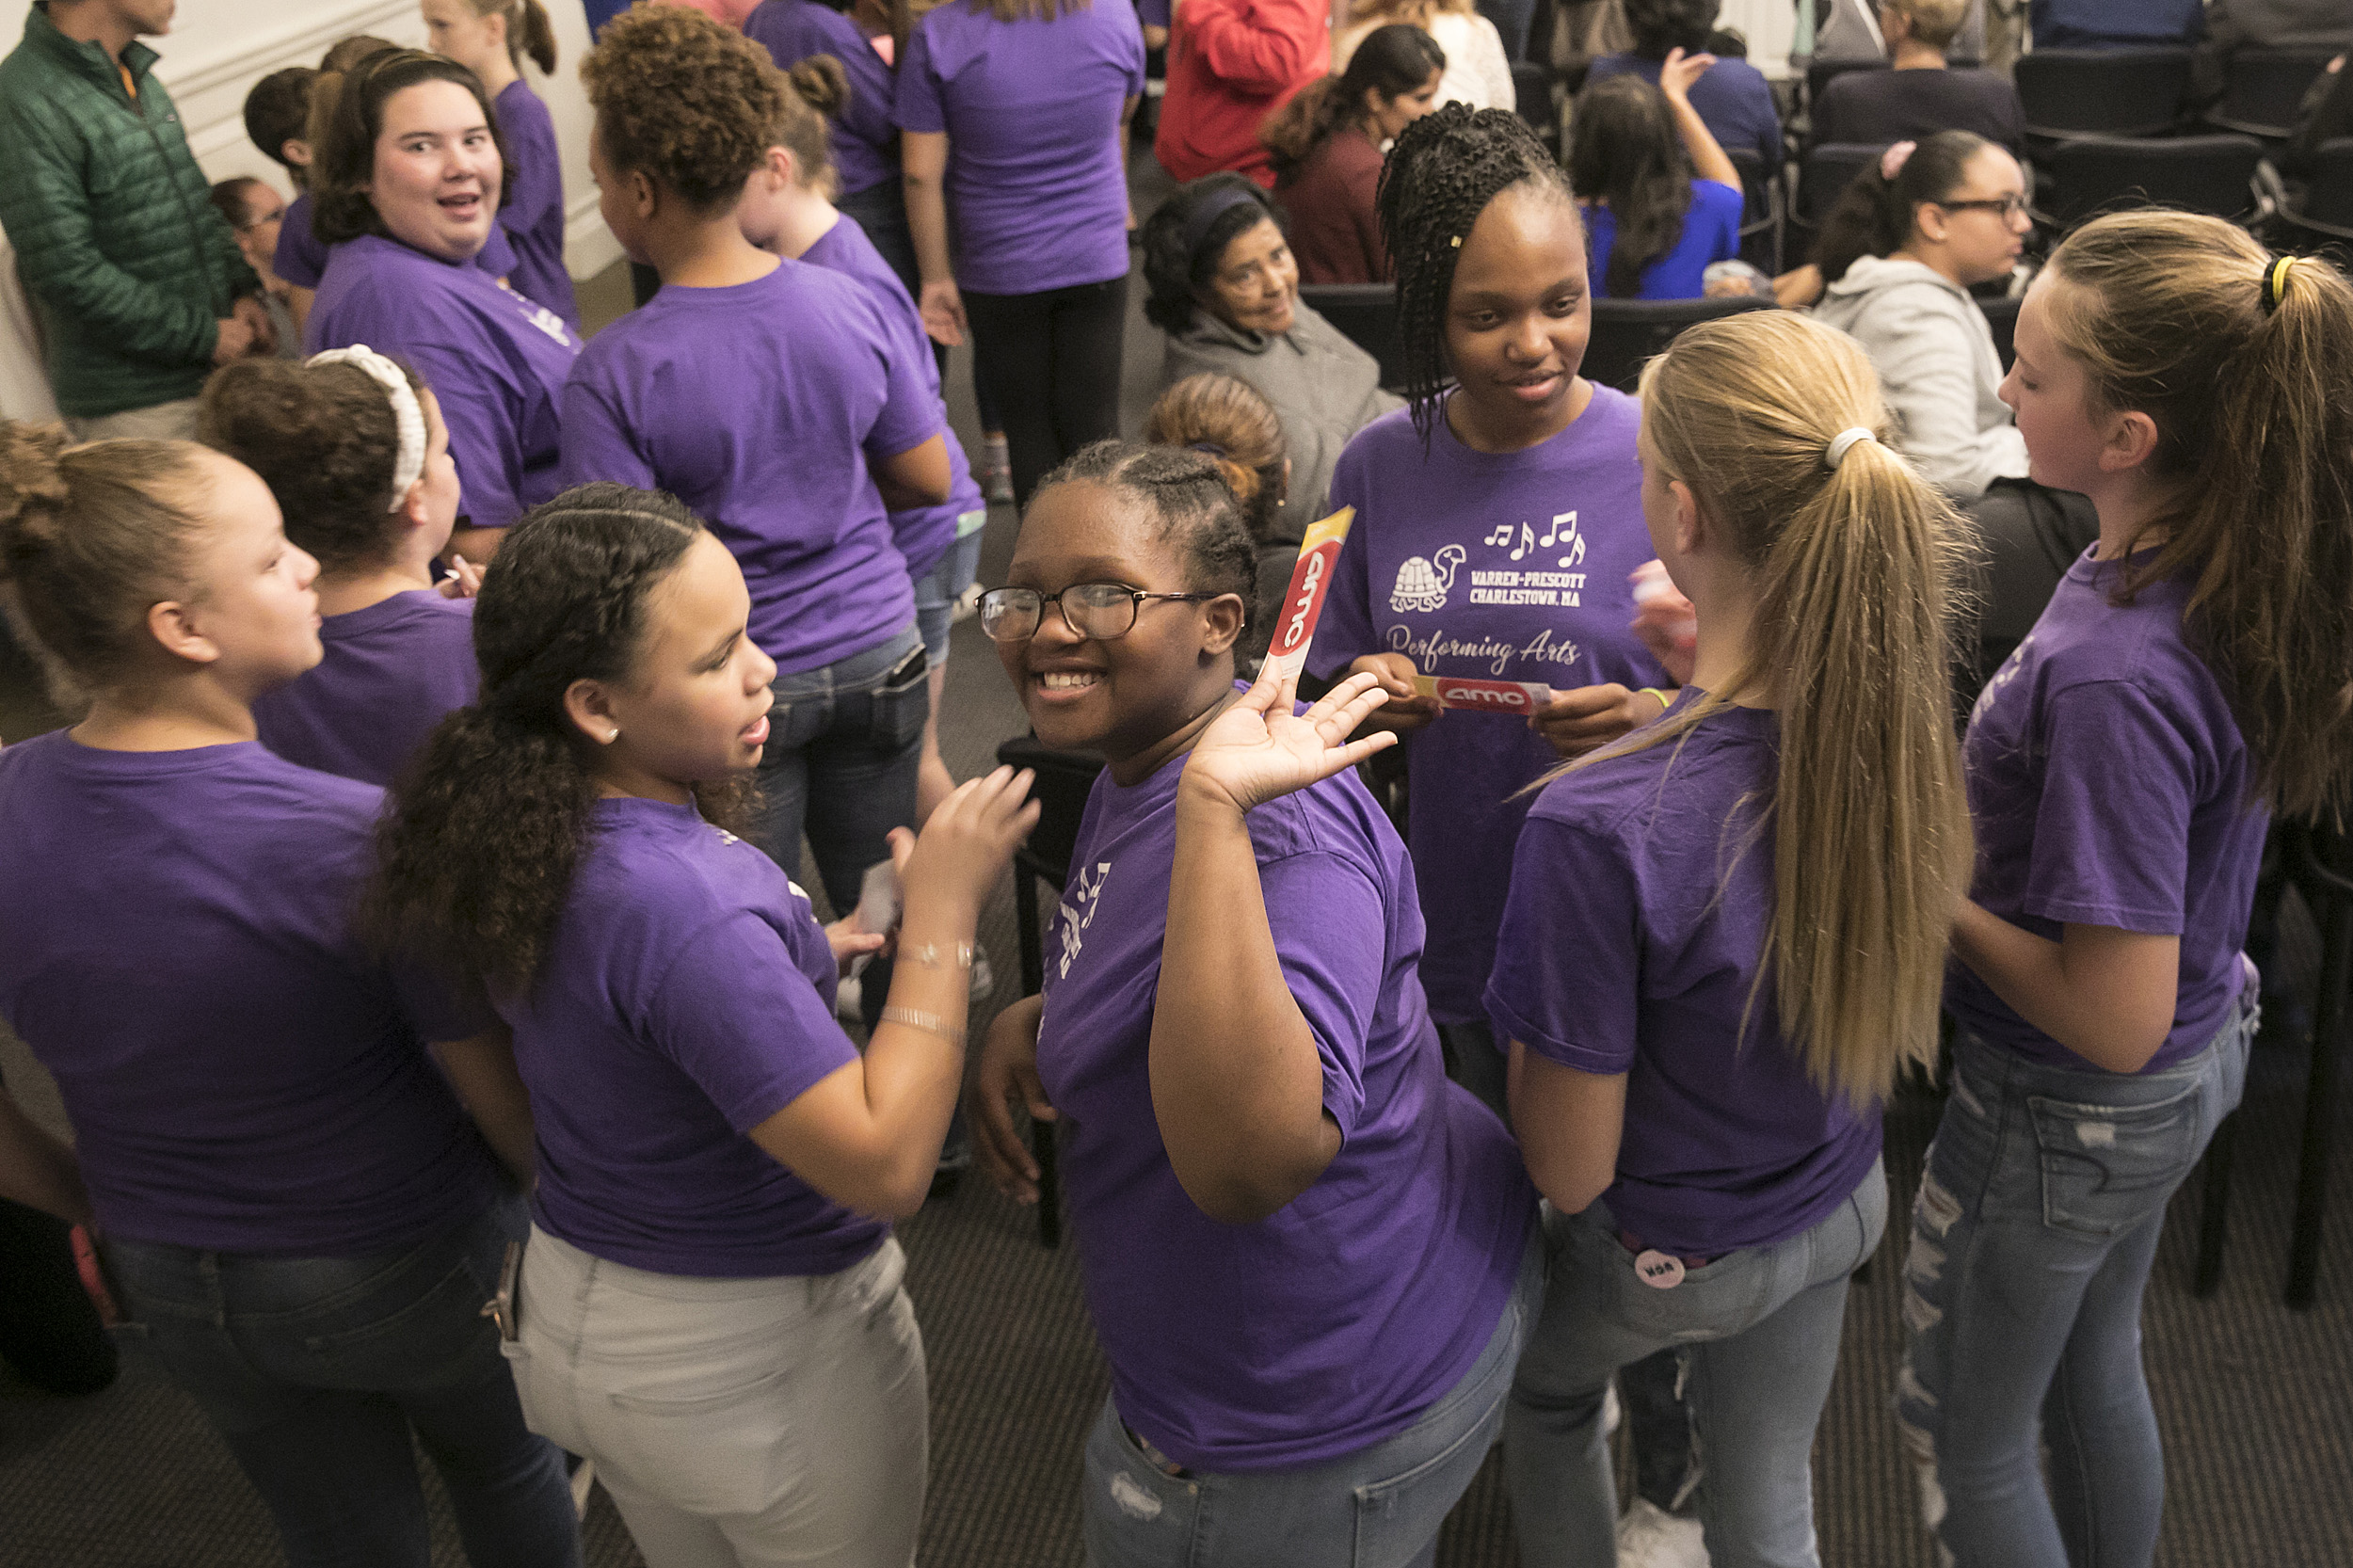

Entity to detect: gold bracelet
[879,1006,966,1048]
[902,940,975,970]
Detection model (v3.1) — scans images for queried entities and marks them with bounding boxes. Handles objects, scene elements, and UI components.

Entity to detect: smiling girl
[306,50,579,559]
[1308,104,1669,1115]
[0,424,580,1568]
[366,484,1035,1567]
[1899,213,2353,1568]
[969,443,1536,1568]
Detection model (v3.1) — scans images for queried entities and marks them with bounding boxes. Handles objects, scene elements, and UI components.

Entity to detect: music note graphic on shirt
[1482,523,1514,548]
[1547,512,1586,568]
[1508,522,1537,562]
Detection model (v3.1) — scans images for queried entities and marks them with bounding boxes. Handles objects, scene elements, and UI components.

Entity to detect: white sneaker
[1617,1497,1709,1568]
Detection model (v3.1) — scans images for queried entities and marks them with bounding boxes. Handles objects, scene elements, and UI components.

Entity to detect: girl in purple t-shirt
[969,442,1537,1568]
[0,424,579,1568]
[420,0,582,331]
[1901,214,2353,1567]
[365,486,1037,1564]
[201,349,483,787]
[569,8,953,919]
[1490,311,1974,1567]
[1307,105,1671,1114]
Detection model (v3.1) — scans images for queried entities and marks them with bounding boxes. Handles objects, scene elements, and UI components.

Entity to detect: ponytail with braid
[363,484,750,993]
[1377,104,1576,442]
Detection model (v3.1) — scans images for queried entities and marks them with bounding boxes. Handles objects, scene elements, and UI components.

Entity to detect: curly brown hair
[199,359,429,574]
[362,484,754,994]
[583,5,787,216]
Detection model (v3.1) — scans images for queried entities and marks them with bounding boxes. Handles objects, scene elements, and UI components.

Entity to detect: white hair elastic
[1823,427,1878,471]
[306,344,425,510]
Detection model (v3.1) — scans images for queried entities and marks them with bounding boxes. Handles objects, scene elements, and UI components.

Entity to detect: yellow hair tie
[2265,255,2301,315]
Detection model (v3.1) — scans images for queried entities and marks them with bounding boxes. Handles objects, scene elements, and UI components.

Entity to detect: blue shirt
[2030,0,2202,49]
[1587,52,1783,173]
[1584,179,1742,300]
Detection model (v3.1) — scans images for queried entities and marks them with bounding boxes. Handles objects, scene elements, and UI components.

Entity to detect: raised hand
[900,764,1039,917]
[1658,46,1720,104]
[1178,667,1396,816]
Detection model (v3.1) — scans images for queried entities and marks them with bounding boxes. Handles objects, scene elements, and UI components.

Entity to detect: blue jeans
[1506,1163,1889,1568]
[913,526,986,668]
[1897,1011,2250,1568]
[103,1196,581,1568]
[1083,1230,1544,1568]
[754,623,928,913]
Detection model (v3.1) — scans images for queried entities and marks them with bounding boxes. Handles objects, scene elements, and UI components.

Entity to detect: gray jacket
[1812,255,2027,500]
[1159,301,1401,522]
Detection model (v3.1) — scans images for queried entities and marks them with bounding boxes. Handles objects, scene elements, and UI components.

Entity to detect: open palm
[1181,670,1397,815]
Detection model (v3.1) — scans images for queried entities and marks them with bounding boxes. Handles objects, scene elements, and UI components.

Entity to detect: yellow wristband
[1639,687,1676,712]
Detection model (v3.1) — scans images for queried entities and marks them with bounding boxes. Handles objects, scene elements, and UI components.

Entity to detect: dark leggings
[962,277,1129,509]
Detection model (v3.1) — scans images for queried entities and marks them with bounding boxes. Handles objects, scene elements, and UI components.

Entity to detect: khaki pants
[63,396,200,442]
[503,1227,927,1568]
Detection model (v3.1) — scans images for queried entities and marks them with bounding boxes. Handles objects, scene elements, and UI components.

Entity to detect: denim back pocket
[865,644,930,751]
[2025,1080,2203,1239]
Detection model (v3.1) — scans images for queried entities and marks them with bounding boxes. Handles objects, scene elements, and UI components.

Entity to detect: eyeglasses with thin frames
[978,582,1221,643]
[1936,194,2031,222]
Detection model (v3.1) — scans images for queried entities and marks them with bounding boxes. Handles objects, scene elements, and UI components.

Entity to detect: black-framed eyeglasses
[977,582,1221,643]
[1936,194,2030,222]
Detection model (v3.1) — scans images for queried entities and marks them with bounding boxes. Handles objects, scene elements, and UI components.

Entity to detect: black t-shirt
[1809,67,2028,154]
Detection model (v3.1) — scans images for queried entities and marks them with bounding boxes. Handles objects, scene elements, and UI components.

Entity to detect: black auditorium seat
[2208,45,2338,140]
[1297,282,1404,393]
[2044,134,2266,225]
[2015,46,2194,148]
[1584,295,1776,393]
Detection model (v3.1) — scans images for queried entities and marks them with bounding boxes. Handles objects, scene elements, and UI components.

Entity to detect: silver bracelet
[902,940,975,971]
[879,1006,967,1048]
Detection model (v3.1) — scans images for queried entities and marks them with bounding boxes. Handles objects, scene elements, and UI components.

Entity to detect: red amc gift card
[1261,507,1354,680]
[1411,675,1556,713]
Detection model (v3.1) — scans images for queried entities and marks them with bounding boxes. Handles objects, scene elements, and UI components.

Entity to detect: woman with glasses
[1809,131,2032,501]
[967,441,1538,1568]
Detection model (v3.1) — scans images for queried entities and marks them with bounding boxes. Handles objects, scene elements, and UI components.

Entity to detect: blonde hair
[1571,312,1973,1109]
[2041,212,2353,826]
[1142,374,1288,541]
[1881,0,1967,53]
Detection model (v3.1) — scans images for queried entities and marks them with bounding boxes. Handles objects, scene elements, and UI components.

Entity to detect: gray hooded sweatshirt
[1813,254,2028,501]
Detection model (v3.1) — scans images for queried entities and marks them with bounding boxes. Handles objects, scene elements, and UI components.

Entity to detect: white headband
[306,344,425,510]
[1823,427,1877,471]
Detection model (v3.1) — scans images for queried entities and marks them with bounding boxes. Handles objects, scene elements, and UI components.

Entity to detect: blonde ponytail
[1571,312,1974,1109]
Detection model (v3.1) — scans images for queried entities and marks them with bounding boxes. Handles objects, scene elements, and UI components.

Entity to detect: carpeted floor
[3,152,2349,1568]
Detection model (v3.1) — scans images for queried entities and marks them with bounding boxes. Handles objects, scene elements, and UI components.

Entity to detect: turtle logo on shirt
[1389,545,1466,613]
[1053,861,1112,981]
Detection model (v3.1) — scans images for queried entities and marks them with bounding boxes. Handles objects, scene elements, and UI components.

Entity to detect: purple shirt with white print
[1948,550,2268,1073]
[1309,388,1667,1024]
[1486,693,1882,1259]
[1036,744,1534,1472]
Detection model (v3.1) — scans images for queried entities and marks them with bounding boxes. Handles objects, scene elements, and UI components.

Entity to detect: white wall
[1721,0,1800,77]
[0,0,618,279]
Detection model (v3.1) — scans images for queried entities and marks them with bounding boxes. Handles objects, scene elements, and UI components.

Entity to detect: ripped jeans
[1897,1012,2250,1568]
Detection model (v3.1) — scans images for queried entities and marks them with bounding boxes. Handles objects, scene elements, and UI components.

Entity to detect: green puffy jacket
[0,6,259,419]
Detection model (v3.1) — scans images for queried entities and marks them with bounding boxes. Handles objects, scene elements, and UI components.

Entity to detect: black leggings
[963,276,1129,509]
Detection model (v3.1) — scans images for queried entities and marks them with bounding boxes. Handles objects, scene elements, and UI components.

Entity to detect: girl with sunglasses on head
[1899,212,2353,1568]
[968,441,1537,1568]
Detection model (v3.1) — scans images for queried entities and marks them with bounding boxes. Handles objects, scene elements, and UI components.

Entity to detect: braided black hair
[1377,103,1576,441]
[1031,440,1262,654]
[362,483,751,992]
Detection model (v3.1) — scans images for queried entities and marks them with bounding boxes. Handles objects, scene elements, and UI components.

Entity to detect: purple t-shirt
[894,0,1144,296]
[274,190,518,290]
[744,0,902,198]
[0,734,501,1255]
[1486,694,1881,1258]
[309,232,578,531]
[801,215,985,580]
[507,796,888,1277]
[493,80,580,332]
[1036,744,1534,1472]
[1948,550,2267,1073]
[558,258,936,673]
[1310,389,1667,1024]
[252,591,477,787]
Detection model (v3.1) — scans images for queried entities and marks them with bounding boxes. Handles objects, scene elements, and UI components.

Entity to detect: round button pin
[1634,1249,1686,1289]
